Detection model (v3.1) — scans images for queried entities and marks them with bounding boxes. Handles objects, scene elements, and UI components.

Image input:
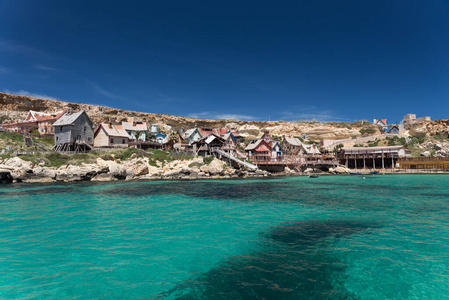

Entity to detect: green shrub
[359,127,377,135]
[204,156,214,165]
[101,154,114,161]
[188,162,203,168]
[148,160,158,167]
[368,140,379,147]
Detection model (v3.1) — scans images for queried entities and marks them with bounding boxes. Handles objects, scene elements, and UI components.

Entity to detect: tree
[133,130,144,141]
[333,144,344,157]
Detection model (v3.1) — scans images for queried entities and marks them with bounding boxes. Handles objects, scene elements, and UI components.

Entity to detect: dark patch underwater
[162,219,378,299]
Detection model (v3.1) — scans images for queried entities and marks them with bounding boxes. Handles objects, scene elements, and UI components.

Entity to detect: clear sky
[1,0,448,123]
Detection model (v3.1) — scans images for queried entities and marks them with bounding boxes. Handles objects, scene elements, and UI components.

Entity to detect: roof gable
[95,123,129,138]
[52,110,91,126]
[122,121,148,131]
[284,136,302,147]
[245,139,271,151]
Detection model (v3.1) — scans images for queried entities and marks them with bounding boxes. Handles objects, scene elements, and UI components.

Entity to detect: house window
[88,137,92,142]
[56,136,59,141]
[110,138,114,144]
[122,139,125,144]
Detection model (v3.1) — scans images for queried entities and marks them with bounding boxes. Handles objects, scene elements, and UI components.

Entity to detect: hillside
[0,92,375,140]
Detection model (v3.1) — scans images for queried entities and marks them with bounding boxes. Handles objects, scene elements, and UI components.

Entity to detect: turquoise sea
[1,175,449,299]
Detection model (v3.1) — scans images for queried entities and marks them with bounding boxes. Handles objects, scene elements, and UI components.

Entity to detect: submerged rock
[0,171,13,183]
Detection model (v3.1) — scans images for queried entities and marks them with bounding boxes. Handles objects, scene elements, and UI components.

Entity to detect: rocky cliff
[0,92,375,140]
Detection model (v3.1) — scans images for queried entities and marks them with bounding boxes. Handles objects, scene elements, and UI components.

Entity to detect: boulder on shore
[329,166,351,174]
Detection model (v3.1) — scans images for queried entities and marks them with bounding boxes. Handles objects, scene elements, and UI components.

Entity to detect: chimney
[108,122,112,129]
[133,122,136,127]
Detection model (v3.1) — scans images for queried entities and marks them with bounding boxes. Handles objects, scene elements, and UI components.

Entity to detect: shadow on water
[90,180,424,212]
[96,180,296,200]
[162,219,379,300]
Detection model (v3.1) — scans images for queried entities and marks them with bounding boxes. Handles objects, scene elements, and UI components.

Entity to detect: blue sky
[1,0,448,123]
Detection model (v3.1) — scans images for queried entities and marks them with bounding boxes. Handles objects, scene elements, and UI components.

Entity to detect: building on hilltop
[373,118,389,132]
[150,124,158,133]
[94,123,129,148]
[52,110,94,153]
[388,125,400,135]
[402,114,431,130]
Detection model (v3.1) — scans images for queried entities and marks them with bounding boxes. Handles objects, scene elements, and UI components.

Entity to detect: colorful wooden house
[221,132,238,154]
[2,110,65,134]
[193,133,225,156]
[282,136,302,154]
[271,141,285,161]
[182,128,203,145]
[244,139,272,162]
[94,123,129,148]
[52,110,94,153]
[261,131,276,146]
[299,143,322,162]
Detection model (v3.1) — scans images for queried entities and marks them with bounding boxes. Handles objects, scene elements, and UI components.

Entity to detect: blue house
[155,133,166,143]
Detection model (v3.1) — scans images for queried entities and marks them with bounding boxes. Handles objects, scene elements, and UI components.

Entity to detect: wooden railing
[399,157,449,162]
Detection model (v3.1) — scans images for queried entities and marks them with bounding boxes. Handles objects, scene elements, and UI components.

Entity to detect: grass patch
[385,136,407,146]
[36,137,54,147]
[0,132,24,144]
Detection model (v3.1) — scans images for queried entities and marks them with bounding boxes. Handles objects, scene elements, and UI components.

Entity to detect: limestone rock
[4,157,33,172]
[420,151,431,157]
[409,125,428,137]
[435,148,449,157]
[329,166,351,174]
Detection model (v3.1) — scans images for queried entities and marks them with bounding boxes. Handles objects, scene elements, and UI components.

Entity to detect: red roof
[25,110,65,122]
[230,129,241,137]
[375,118,387,126]
[198,128,228,137]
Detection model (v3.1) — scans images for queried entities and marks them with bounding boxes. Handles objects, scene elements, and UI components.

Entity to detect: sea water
[0,175,449,299]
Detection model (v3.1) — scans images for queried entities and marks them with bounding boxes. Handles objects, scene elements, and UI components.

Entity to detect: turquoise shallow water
[1,175,449,299]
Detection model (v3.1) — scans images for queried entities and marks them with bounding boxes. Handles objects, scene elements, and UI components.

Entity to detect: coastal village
[0,92,448,183]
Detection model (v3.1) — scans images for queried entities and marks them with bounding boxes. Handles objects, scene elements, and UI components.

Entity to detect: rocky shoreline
[0,156,277,184]
[1,156,446,185]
